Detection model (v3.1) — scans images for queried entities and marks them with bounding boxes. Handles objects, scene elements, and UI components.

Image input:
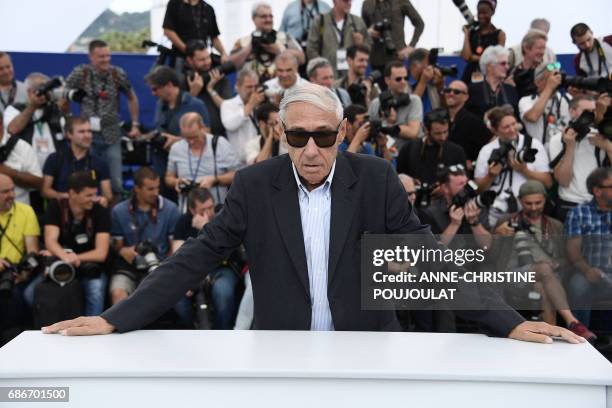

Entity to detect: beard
[524,209,543,219]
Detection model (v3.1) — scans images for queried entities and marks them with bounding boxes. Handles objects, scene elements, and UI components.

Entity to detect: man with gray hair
[44,82,584,348]
[231,2,305,84]
[263,51,309,100]
[508,19,557,76]
[509,29,556,98]
[0,52,27,116]
[4,72,70,168]
[307,57,351,107]
[466,45,519,120]
[221,68,265,164]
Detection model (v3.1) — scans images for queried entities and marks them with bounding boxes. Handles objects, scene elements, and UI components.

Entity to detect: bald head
[398,174,417,205]
[0,174,16,212]
[444,80,469,109]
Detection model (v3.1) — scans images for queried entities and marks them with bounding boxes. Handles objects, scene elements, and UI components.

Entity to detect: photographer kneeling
[492,180,596,342]
[26,172,111,317]
[171,187,241,329]
[475,106,552,226]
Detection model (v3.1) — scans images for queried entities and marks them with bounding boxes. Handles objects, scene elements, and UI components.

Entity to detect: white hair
[24,72,50,90]
[279,82,343,124]
[251,2,271,18]
[530,18,550,33]
[479,45,510,74]
[306,57,332,79]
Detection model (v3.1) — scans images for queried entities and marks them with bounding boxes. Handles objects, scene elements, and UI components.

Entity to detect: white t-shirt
[220,95,259,165]
[0,134,42,205]
[548,129,604,204]
[244,135,289,164]
[518,92,570,146]
[578,38,612,78]
[475,133,550,213]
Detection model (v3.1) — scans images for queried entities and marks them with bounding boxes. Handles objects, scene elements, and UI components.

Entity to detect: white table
[1,330,611,407]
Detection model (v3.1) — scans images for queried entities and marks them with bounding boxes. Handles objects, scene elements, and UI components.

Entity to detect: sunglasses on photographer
[282,122,341,148]
[442,88,467,95]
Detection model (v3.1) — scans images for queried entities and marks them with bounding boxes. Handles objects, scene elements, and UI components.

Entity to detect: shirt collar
[291,160,336,196]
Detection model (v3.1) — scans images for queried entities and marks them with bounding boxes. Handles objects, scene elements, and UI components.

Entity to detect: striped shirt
[565,200,612,273]
[292,161,336,331]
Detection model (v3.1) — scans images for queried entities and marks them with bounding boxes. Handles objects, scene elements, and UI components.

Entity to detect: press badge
[75,234,89,245]
[336,49,349,71]
[90,116,102,132]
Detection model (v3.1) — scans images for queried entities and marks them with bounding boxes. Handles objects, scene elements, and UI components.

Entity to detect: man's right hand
[187,72,204,95]
[562,127,577,145]
[487,162,503,177]
[248,88,266,107]
[42,316,115,336]
[119,246,138,264]
[354,122,371,144]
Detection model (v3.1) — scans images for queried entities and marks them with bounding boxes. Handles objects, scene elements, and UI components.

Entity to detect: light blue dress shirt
[279,0,331,42]
[292,161,336,331]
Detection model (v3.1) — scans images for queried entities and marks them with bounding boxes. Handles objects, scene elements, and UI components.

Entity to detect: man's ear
[336,118,347,145]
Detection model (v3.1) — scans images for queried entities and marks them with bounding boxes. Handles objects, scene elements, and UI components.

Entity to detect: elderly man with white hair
[307,57,351,107]
[263,51,309,99]
[465,45,519,121]
[508,19,557,76]
[44,82,585,348]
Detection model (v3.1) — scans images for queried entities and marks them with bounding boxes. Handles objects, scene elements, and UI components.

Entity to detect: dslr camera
[252,30,277,52]
[373,19,395,54]
[178,179,199,195]
[428,48,458,78]
[451,0,479,30]
[368,120,400,141]
[451,180,497,209]
[35,77,87,103]
[134,240,160,274]
[509,218,536,266]
[185,58,237,89]
[487,141,514,167]
[0,253,41,297]
[379,90,411,118]
[347,71,382,107]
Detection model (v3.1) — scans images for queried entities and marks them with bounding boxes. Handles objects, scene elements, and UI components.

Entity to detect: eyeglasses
[495,61,509,67]
[393,76,408,82]
[447,164,465,174]
[546,62,561,71]
[282,122,340,148]
[256,14,273,19]
[442,88,466,95]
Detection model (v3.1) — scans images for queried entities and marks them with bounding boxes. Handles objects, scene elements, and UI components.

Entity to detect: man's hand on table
[509,321,586,344]
[41,316,115,336]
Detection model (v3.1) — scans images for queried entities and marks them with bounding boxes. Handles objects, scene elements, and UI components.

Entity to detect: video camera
[34,77,87,103]
[452,0,479,30]
[379,90,411,118]
[373,19,395,54]
[428,48,458,78]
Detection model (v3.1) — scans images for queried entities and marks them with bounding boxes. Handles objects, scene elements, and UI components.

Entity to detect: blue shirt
[279,0,331,42]
[565,200,612,273]
[155,91,210,136]
[338,139,374,155]
[42,145,111,193]
[111,197,181,259]
[292,160,336,331]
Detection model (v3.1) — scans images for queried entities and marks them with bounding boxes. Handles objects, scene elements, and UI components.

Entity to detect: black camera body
[379,90,411,118]
[488,141,514,167]
[415,182,437,209]
[252,30,277,50]
[373,19,395,54]
[178,179,199,195]
[368,120,399,141]
[0,253,42,296]
[568,110,596,142]
[428,48,458,78]
[134,240,160,274]
[35,77,87,103]
[516,146,538,164]
[185,61,237,89]
[562,74,612,94]
[452,180,496,209]
[347,71,382,107]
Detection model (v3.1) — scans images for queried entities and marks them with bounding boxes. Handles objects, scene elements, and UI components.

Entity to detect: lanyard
[332,15,347,48]
[301,1,319,38]
[584,40,609,77]
[188,145,204,181]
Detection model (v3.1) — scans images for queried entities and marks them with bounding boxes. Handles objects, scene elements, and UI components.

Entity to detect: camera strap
[211,134,221,203]
[58,199,94,246]
[541,93,566,145]
[0,209,24,258]
[0,80,17,110]
[0,134,21,164]
[187,144,204,182]
[301,0,320,39]
[583,39,609,77]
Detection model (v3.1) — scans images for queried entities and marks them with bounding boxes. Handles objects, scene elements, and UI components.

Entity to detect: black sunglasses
[282,122,341,148]
[442,88,466,95]
[394,76,409,83]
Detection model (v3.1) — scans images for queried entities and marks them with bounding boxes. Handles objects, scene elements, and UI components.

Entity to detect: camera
[451,0,479,30]
[252,30,277,50]
[415,182,437,209]
[568,110,595,142]
[451,180,497,209]
[46,256,76,287]
[347,71,382,107]
[368,120,399,141]
[598,108,612,140]
[142,40,173,67]
[509,218,535,266]
[379,90,411,118]
[178,179,199,195]
[35,77,87,103]
[373,19,395,54]
[488,141,514,167]
[0,253,42,297]
[515,146,538,164]
[134,240,160,274]
[428,48,458,78]
[185,61,237,88]
[561,74,612,94]
[149,130,167,150]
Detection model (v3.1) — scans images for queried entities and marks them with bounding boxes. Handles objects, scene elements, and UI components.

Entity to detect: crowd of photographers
[0,0,611,347]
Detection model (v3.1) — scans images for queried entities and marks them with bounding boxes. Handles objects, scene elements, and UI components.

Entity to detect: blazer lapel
[271,156,311,297]
[328,154,357,285]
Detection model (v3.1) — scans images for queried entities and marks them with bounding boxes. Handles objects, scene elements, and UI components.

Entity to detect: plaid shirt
[565,200,612,272]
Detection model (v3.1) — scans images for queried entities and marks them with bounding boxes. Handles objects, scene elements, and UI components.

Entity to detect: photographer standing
[165,112,238,210]
[231,2,305,84]
[108,167,180,306]
[182,40,233,136]
[492,180,595,342]
[475,106,552,226]
[280,0,331,52]
[361,0,424,75]
[66,40,141,197]
[408,48,444,113]
[0,52,27,117]
[368,61,423,149]
[548,95,612,221]
[509,30,550,98]
[570,23,612,78]
[396,108,466,185]
[306,0,371,77]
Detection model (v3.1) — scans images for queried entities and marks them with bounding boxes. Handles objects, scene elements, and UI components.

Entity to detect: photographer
[263,52,309,99]
[492,180,595,342]
[244,103,287,165]
[519,64,570,146]
[4,73,69,168]
[565,167,612,329]
[459,0,505,85]
[570,23,612,78]
[0,113,43,206]
[171,187,241,329]
[508,19,557,77]
[338,104,393,163]
[306,0,371,76]
[0,174,40,339]
[549,95,612,221]
[368,61,423,149]
[231,2,305,84]
[182,40,233,136]
[335,45,380,108]
[220,69,264,164]
[280,0,331,51]
[162,0,228,69]
[408,48,444,113]
[466,46,519,121]
[165,112,239,211]
[108,167,180,306]
[361,0,424,73]
[397,108,466,185]
[41,116,112,206]
[509,30,550,98]
[475,106,552,226]
[65,40,141,196]
[0,52,27,116]
[307,58,351,107]
[38,172,110,316]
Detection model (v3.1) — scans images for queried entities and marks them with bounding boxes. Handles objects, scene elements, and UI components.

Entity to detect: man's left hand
[508,321,585,344]
[588,133,612,153]
[351,32,365,46]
